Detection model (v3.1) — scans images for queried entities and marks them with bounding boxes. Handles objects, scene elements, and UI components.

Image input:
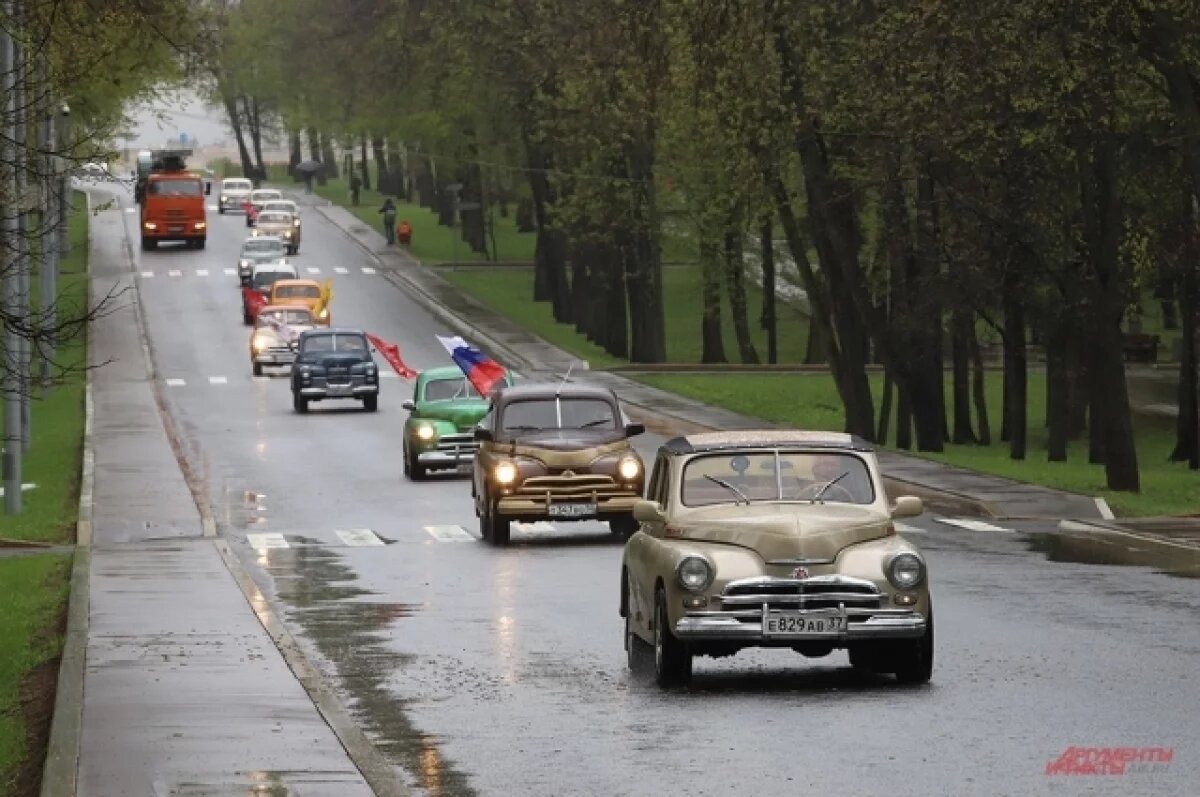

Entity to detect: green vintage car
[402,366,513,480]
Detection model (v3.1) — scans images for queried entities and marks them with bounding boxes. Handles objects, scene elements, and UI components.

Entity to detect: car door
[626,453,669,631]
[471,406,496,508]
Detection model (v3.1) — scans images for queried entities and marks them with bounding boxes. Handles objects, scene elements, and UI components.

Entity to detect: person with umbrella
[379,198,397,244]
[295,159,322,193]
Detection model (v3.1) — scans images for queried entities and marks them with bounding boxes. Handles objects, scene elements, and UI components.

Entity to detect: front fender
[836,536,931,616]
[637,540,765,630]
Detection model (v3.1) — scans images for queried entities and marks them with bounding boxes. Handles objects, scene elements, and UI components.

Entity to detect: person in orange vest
[397,219,412,246]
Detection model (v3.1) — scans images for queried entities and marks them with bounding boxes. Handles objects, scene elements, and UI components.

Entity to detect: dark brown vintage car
[472,382,646,546]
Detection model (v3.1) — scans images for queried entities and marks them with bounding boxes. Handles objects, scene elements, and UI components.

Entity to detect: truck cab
[139,149,211,251]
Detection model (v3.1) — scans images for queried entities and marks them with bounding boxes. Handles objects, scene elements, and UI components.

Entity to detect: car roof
[662,430,874,455]
[261,303,312,314]
[492,381,616,403]
[251,262,295,273]
[271,278,319,287]
[223,177,250,183]
[419,365,472,382]
[299,326,365,337]
[244,235,283,245]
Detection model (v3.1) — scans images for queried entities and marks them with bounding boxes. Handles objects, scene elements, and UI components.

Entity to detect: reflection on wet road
[131,197,1200,796]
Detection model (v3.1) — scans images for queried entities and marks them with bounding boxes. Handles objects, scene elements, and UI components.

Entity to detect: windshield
[148,180,202,196]
[243,240,284,255]
[252,191,281,202]
[500,397,616,432]
[257,309,312,327]
[302,333,367,354]
[681,451,875,507]
[424,377,481,401]
[258,212,290,224]
[273,284,320,299]
[263,203,295,213]
[252,270,293,289]
[223,180,250,190]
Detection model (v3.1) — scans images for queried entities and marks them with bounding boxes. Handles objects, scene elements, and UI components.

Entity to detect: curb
[40,188,96,797]
[1058,519,1200,554]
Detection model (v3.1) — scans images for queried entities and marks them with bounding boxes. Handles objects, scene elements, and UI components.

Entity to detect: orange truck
[139,149,211,251]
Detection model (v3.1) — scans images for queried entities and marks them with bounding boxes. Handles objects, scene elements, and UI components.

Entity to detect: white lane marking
[334,267,349,275]
[168,269,182,277]
[424,525,475,542]
[195,269,209,277]
[224,268,237,276]
[1094,497,1115,520]
[513,521,556,534]
[335,529,384,547]
[140,271,154,278]
[124,207,136,214]
[306,267,321,275]
[893,522,925,535]
[935,517,1013,533]
[247,532,289,550]
[208,375,228,385]
[164,378,186,387]
[361,267,376,275]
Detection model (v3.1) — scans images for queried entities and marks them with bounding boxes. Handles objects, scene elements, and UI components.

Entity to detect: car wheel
[610,516,639,540]
[141,239,155,251]
[492,508,511,546]
[405,448,427,481]
[478,505,493,542]
[252,362,263,377]
[654,587,691,688]
[219,207,225,215]
[363,394,378,412]
[195,239,206,250]
[243,311,252,325]
[625,582,650,672]
[891,605,934,686]
[292,392,308,414]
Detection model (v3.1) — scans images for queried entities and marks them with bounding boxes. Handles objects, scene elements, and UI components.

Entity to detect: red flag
[241,287,269,321]
[366,333,417,379]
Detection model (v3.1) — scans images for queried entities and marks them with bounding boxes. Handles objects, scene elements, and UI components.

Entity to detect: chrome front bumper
[253,351,295,366]
[299,384,377,397]
[674,605,927,642]
[417,451,475,467]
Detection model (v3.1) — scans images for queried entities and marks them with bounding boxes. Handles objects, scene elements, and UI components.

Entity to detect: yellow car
[268,279,329,325]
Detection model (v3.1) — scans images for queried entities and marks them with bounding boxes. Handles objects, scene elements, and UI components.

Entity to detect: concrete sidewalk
[43,189,377,796]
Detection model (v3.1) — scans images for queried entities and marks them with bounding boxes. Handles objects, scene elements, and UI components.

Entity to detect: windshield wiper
[705,474,751,505]
[810,471,849,502]
[505,425,542,432]
[579,418,613,428]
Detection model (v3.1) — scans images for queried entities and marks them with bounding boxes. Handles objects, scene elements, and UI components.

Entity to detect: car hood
[255,324,313,340]
[673,503,890,563]
[416,400,489,430]
[257,223,292,233]
[244,252,285,263]
[498,428,627,451]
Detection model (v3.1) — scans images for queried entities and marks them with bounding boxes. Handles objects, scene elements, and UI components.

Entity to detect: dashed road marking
[247,532,289,550]
[935,517,1013,533]
[164,378,186,387]
[168,269,182,277]
[361,267,376,275]
[893,522,925,535]
[224,268,237,276]
[424,525,475,542]
[208,375,228,385]
[140,271,154,278]
[335,529,385,547]
[196,269,209,277]
[513,521,557,534]
[334,267,349,275]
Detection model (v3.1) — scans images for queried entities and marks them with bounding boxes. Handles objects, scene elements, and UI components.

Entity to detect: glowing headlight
[252,336,269,352]
[887,552,926,590]
[239,259,251,268]
[293,219,301,227]
[676,556,713,591]
[493,460,517,485]
[618,457,641,480]
[416,424,435,441]
[317,307,329,320]
[143,222,157,230]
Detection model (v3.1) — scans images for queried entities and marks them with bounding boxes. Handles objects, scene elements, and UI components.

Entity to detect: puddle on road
[263,541,478,797]
[1026,529,1200,579]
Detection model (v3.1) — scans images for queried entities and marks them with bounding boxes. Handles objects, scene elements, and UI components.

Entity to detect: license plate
[327,386,352,397]
[455,462,473,474]
[548,502,596,518]
[764,613,846,636]
[169,225,183,233]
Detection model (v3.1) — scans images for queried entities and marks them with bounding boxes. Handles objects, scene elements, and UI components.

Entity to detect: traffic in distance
[144,167,934,689]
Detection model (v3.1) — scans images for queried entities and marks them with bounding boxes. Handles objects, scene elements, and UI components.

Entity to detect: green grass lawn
[440,264,811,366]
[638,371,1193,517]
[0,191,86,790]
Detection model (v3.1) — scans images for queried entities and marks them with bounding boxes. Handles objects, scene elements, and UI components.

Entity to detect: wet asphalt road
[121,192,1200,796]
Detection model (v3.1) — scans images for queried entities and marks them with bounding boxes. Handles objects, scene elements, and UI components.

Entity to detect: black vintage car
[290,328,380,413]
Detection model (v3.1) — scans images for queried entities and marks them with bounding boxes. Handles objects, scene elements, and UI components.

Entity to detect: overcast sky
[123,88,230,149]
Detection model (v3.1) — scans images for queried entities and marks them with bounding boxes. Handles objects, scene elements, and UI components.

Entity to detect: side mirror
[402,399,415,411]
[625,422,645,437]
[474,427,493,442]
[890,496,924,519]
[205,182,212,195]
[632,499,665,524]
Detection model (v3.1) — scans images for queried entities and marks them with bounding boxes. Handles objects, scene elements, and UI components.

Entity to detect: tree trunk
[359,136,371,190]
[969,328,991,445]
[524,135,571,322]
[460,162,487,255]
[570,240,592,338]
[247,97,265,175]
[307,127,320,162]
[877,371,894,445]
[1002,269,1028,460]
[289,131,302,172]
[699,233,727,363]
[896,388,913,450]
[1045,321,1069,461]
[371,137,390,193]
[320,133,338,179]
[386,140,405,196]
[221,92,254,180]
[414,150,435,208]
[724,228,760,364]
[1170,233,1198,465]
[951,304,975,443]
[760,217,777,364]
[623,135,666,364]
[804,315,828,364]
[603,242,630,359]
[909,168,945,452]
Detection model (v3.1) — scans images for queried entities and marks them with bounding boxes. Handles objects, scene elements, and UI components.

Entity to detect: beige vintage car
[252,210,301,254]
[620,430,931,688]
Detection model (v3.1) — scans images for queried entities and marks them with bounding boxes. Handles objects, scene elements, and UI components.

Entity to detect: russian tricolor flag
[437,335,507,397]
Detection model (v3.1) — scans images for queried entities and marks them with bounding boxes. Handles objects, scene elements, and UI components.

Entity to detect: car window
[244,240,284,254]
[257,309,311,327]
[303,334,333,353]
[258,212,290,224]
[252,191,281,201]
[252,270,292,288]
[223,179,251,190]
[148,180,202,196]
[681,451,875,506]
[424,377,479,401]
[273,284,320,299]
[648,455,668,506]
[499,397,616,431]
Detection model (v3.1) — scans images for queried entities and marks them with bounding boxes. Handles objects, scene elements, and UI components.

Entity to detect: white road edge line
[306,267,321,275]
[513,521,556,533]
[892,522,925,534]
[1094,497,1115,520]
[223,268,237,276]
[195,269,209,276]
[167,269,182,277]
[934,517,1014,533]
[361,267,376,275]
[424,525,475,542]
[140,271,154,278]
[164,378,186,387]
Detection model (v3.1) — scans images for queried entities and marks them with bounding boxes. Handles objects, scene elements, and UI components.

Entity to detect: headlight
[676,556,713,592]
[887,552,926,590]
[416,424,435,441]
[143,222,157,230]
[293,219,301,227]
[493,460,517,485]
[239,259,251,268]
[317,307,329,320]
[618,457,641,480]
[252,336,270,352]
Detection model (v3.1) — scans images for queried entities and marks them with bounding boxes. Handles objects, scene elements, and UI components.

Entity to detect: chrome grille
[435,433,477,456]
[164,209,185,219]
[326,365,351,385]
[721,577,882,614]
[514,473,634,502]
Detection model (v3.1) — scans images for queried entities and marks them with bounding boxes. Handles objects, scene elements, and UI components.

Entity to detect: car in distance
[620,430,932,688]
[268,278,328,325]
[252,210,302,254]
[237,236,288,284]
[245,188,283,226]
[244,262,298,324]
[249,304,315,376]
[402,366,514,480]
[290,328,380,413]
[471,382,646,546]
[219,178,252,214]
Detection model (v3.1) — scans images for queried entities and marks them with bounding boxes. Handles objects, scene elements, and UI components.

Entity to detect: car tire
[481,503,511,546]
[625,582,650,672]
[252,362,263,377]
[293,392,308,414]
[478,509,492,543]
[243,310,252,326]
[654,587,691,688]
[195,239,206,250]
[363,394,378,412]
[219,206,225,215]
[610,516,639,540]
[141,238,155,251]
[405,448,426,481]
[891,605,934,686]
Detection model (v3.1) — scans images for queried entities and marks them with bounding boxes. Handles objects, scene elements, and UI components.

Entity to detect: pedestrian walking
[304,171,315,194]
[350,174,362,206]
[379,198,397,244]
